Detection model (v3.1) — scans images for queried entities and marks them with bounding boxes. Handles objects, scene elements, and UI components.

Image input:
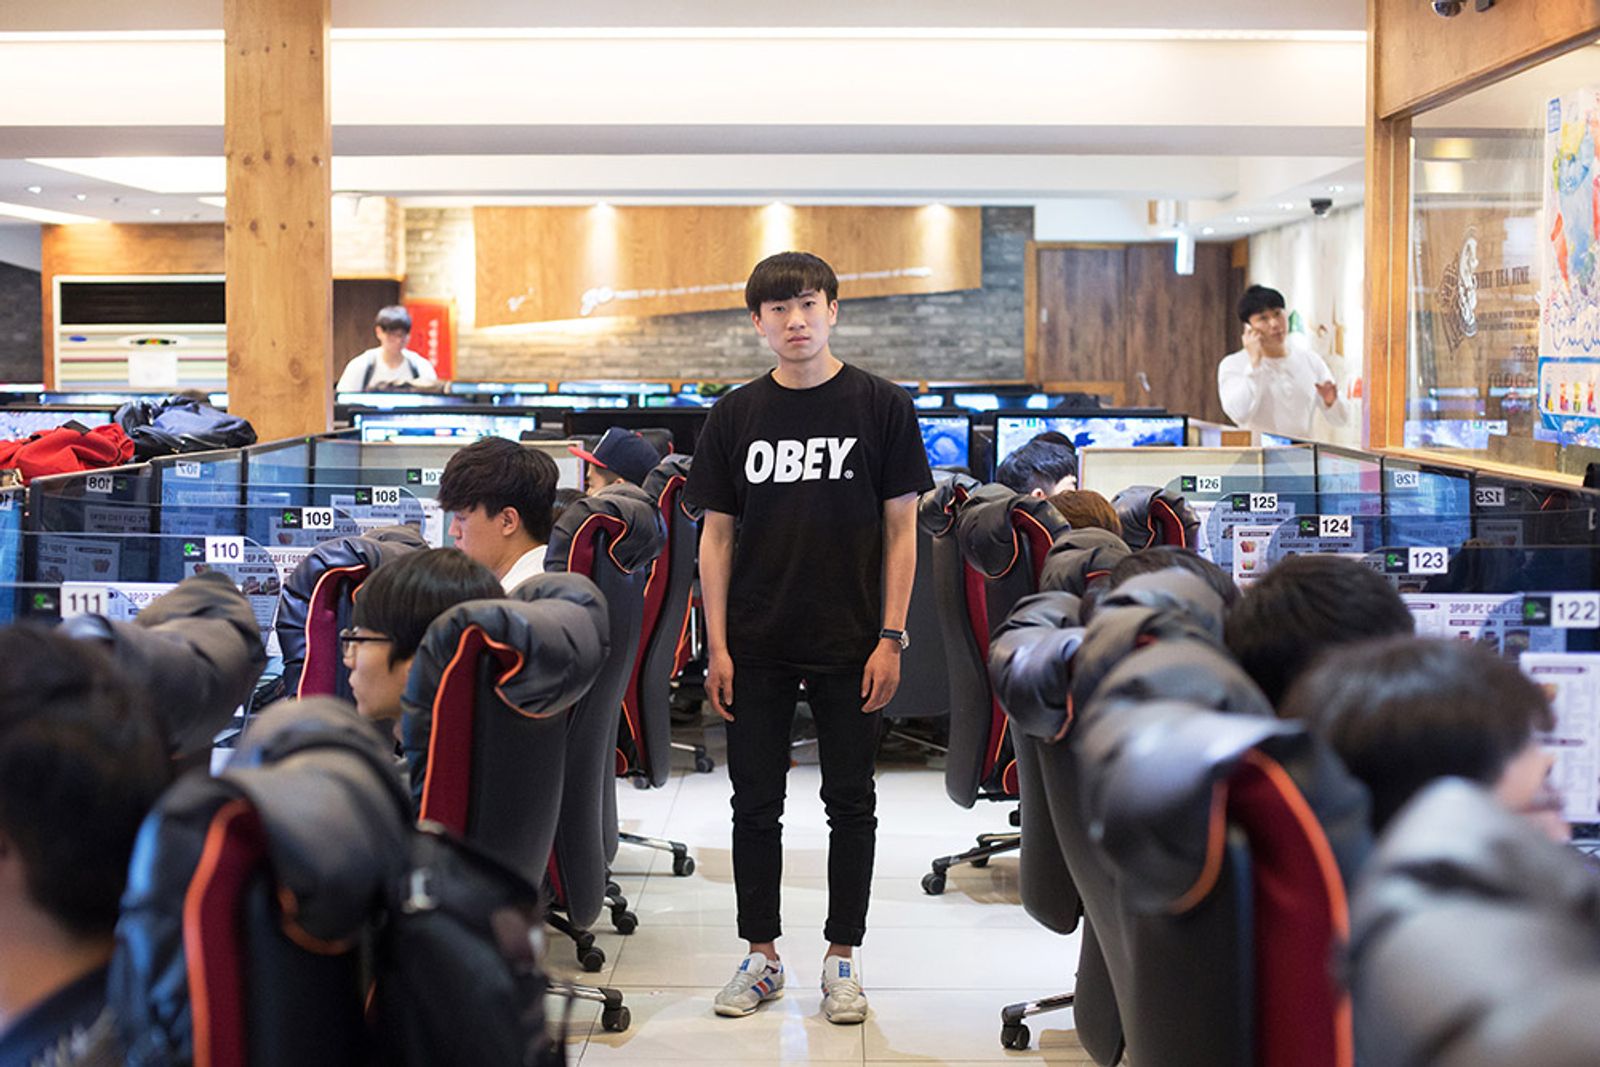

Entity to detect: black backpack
[372,823,566,1067]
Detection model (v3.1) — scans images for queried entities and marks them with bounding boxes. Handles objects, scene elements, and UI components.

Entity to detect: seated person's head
[437,438,559,578]
[0,628,167,1006]
[344,548,502,729]
[1284,636,1560,836]
[1225,555,1414,708]
[1105,545,1239,608]
[996,432,1078,497]
[1046,489,1120,535]
[570,426,660,493]
[550,487,584,527]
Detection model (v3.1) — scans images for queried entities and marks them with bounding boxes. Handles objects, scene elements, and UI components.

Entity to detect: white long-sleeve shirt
[1217,335,1349,440]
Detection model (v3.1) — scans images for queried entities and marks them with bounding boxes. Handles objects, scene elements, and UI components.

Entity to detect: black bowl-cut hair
[351,548,502,666]
[745,251,839,312]
[1237,284,1286,324]
[437,437,560,544]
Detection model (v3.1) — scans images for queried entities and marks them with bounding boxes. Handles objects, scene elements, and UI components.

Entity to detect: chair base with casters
[922,829,1021,895]
[605,880,639,933]
[1000,991,1075,1051]
[618,830,697,876]
[551,979,632,1033]
[673,739,715,773]
[548,911,609,972]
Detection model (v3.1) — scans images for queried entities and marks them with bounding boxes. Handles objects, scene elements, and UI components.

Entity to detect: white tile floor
[546,730,1098,1066]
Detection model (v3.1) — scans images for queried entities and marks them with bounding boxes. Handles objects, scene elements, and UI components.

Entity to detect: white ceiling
[0,2,1371,243]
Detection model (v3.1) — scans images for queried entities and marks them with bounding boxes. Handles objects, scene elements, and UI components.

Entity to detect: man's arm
[1309,352,1350,427]
[1218,349,1268,428]
[861,492,918,713]
[699,510,737,721]
[335,355,367,393]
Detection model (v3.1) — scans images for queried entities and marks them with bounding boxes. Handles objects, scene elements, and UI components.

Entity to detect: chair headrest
[360,524,430,550]
[405,596,610,724]
[1100,569,1227,640]
[988,591,1087,741]
[544,483,665,575]
[956,486,1068,578]
[917,469,981,537]
[642,453,700,520]
[1039,526,1132,596]
[507,572,612,660]
[60,572,268,757]
[222,696,413,944]
[1068,582,1226,713]
[1081,637,1273,725]
[1112,485,1201,551]
[1077,700,1312,913]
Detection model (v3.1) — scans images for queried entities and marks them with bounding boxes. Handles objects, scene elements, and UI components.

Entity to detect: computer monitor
[917,413,972,470]
[449,381,550,396]
[0,488,22,622]
[0,406,116,439]
[993,410,1186,463]
[644,382,740,408]
[353,411,544,443]
[556,380,672,396]
[563,408,710,455]
[335,391,462,409]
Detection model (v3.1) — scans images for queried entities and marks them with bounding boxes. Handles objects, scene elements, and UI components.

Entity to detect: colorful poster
[1539,89,1600,444]
[1520,652,1600,823]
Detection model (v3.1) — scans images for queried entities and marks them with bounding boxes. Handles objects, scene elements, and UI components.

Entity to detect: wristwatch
[879,627,909,651]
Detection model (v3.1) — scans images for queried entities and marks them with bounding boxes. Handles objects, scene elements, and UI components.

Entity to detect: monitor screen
[557,380,672,396]
[950,392,1006,413]
[918,415,970,469]
[0,489,21,622]
[354,412,543,443]
[449,381,550,395]
[492,394,630,409]
[912,394,948,410]
[336,391,462,408]
[0,408,114,439]
[994,413,1186,462]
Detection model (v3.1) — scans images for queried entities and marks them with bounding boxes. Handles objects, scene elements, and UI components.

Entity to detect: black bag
[372,824,565,1067]
[115,395,258,461]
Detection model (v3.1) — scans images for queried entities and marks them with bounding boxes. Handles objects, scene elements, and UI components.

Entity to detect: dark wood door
[1036,247,1127,388]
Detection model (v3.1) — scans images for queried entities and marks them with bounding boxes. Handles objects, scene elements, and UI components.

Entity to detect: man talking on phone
[1217,284,1348,440]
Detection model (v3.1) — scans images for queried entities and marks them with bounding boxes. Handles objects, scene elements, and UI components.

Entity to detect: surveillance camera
[1432,0,1462,15]
[1310,197,1333,217]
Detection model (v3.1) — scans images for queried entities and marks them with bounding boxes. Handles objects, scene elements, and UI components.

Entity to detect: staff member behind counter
[1217,284,1348,440]
[336,305,438,392]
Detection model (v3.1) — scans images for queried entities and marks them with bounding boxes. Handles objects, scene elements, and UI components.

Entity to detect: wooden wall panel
[39,223,225,387]
[331,279,401,380]
[1034,246,1125,384]
[1375,1,1600,118]
[1124,243,1233,424]
[474,205,982,326]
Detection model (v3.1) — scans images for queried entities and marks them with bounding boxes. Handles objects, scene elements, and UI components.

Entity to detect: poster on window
[1539,88,1600,445]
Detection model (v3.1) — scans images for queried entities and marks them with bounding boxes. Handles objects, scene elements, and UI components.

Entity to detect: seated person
[342,548,502,739]
[437,436,560,592]
[1106,544,1239,606]
[0,627,168,1067]
[335,305,438,393]
[995,431,1077,497]
[1284,636,1563,839]
[570,427,661,493]
[550,487,584,527]
[1225,554,1414,708]
[1047,488,1123,535]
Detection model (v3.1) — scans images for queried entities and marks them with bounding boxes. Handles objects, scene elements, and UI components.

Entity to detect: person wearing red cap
[569,426,661,493]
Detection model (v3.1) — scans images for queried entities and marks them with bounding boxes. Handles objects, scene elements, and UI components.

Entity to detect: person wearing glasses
[340,548,501,738]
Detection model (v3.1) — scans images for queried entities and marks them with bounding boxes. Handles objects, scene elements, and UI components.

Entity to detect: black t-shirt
[685,363,933,671]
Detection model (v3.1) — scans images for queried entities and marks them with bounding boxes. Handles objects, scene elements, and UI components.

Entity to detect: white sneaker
[820,956,869,1024]
[714,952,785,1017]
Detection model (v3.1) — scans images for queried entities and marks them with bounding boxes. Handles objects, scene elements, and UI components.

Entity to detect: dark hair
[1225,555,1414,708]
[1284,636,1555,830]
[1237,284,1286,324]
[550,487,584,527]
[0,627,168,937]
[375,305,412,333]
[1109,546,1239,606]
[996,433,1078,495]
[1047,489,1121,534]
[437,438,560,544]
[744,252,839,312]
[351,548,501,665]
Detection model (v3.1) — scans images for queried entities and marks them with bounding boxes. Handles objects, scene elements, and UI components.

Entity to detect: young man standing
[686,252,933,1025]
[335,305,439,393]
[1217,285,1348,439]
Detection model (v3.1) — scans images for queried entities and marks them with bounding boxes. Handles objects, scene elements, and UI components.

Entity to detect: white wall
[0,225,41,271]
[1247,205,1365,445]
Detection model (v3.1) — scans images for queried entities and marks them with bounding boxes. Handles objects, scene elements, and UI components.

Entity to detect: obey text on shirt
[743,436,858,484]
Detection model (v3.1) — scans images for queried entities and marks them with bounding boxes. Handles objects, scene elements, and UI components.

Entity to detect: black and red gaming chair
[1111,485,1201,551]
[110,697,412,1067]
[274,526,427,700]
[920,483,1065,895]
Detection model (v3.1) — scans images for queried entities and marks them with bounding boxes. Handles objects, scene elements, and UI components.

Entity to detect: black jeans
[725,662,880,946]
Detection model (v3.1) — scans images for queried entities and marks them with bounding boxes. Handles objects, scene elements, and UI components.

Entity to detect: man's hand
[860,642,901,713]
[1243,324,1265,368]
[707,649,735,722]
[1315,379,1338,408]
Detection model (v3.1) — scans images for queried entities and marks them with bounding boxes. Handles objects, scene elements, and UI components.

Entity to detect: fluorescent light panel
[0,200,99,224]
[1,27,1366,44]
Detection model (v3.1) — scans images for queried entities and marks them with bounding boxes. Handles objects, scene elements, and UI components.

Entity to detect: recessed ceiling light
[149,208,162,215]
[26,186,42,195]
[1201,226,1216,235]
[1328,184,1345,193]
[1278,202,1295,210]
[1234,215,1251,223]
[74,194,87,201]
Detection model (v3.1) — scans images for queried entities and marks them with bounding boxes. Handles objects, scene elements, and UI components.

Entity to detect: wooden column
[223,0,332,441]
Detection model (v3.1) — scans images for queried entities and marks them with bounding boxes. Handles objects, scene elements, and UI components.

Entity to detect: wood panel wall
[474,204,983,327]
[1026,241,1234,424]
